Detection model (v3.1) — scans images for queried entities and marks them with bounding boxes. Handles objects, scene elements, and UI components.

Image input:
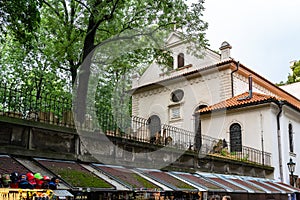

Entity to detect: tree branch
[41,0,61,18]
[61,0,69,25]
[73,0,94,18]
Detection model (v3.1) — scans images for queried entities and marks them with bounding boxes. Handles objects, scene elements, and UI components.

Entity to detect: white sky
[199,0,300,83]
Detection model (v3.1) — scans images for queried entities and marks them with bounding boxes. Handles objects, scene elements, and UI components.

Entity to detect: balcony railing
[0,83,271,166]
[200,135,271,166]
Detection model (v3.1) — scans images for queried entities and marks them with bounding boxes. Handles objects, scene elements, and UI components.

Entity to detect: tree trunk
[75,15,97,124]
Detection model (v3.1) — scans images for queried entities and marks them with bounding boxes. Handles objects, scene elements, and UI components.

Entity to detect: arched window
[289,123,294,153]
[177,53,184,68]
[148,115,161,142]
[229,123,242,152]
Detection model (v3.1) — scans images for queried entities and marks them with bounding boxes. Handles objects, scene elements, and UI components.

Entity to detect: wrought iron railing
[0,83,73,127]
[0,83,271,166]
[200,135,271,166]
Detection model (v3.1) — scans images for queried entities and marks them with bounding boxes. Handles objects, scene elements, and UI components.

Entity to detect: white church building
[130,32,300,186]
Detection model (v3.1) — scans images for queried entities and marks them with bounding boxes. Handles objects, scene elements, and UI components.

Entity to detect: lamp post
[287,158,296,187]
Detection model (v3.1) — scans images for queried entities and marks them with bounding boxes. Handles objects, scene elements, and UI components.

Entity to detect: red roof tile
[199,92,284,113]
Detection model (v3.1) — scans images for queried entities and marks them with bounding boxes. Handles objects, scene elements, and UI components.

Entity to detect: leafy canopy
[0,0,209,124]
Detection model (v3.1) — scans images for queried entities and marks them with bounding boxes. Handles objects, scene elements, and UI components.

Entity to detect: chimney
[248,75,253,99]
[238,75,253,101]
[131,73,140,88]
[219,41,232,60]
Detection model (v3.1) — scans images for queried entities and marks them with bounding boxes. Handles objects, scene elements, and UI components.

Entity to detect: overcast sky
[200,0,300,83]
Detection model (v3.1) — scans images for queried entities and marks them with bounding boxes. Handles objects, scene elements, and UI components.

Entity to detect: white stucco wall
[133,38,221,90]
[133,69,232,132]
[279,105,300,184]
[200,105,275,152]
[131,33,300,185]
[200,102,300,183]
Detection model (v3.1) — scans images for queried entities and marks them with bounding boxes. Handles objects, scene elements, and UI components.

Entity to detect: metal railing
[0,83,271,166]
[0,83,73,127]
[200,135,271,166]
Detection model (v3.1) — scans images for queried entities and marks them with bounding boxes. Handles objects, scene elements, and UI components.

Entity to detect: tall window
[229,123,242,152]
[178,53,184,68]
[289,123,294,153]
[148,115,161,142]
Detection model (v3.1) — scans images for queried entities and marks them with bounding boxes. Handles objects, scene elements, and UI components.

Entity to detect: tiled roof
[199,92,284,113]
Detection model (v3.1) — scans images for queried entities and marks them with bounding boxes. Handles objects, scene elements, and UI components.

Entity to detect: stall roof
[136,168,198,192]
[243,177,284,194]
[170,172,225,192]
[35,158,115,191]
[52,190,74,197]
[92,164,164,192]
[0,155,29,174]
[197,172,247,193]
[2,155,300,196]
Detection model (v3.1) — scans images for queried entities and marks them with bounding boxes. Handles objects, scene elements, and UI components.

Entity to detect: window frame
[229,123,242,152]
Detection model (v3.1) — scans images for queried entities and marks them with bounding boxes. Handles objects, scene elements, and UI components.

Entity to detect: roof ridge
[199,92,284,113]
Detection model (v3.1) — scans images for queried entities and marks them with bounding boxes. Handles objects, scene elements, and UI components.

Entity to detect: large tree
[1,0,209,123]
[287,60,300,84]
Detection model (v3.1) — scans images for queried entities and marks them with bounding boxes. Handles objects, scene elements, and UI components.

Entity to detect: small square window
[171,107,180,119]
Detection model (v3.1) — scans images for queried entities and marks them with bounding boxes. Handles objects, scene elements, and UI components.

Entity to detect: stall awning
[52,190,74,197]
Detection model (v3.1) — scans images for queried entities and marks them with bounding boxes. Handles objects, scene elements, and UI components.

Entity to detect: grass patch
[53,168,113,188]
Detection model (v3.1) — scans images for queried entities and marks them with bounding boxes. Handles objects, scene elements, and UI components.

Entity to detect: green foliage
[220,148,228,156]
[241,154,249,162]
[285,60,300,84]
[0,0,209,123]
[129,174,158,189]
[0,0,41,45]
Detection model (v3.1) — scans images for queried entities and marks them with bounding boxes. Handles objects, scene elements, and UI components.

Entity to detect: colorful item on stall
[10,172,19,188]
[2,174,11,187]
[34,173,44,189]
[42,176,50,189]
[49,177,59,190]
[19,174,34,189]
[26,172,36,188]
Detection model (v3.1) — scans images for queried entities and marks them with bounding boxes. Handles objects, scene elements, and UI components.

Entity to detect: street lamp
[287,158,296,186]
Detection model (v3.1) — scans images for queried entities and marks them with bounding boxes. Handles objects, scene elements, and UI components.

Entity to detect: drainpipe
[231,62,239,97]
[276,100,284,182]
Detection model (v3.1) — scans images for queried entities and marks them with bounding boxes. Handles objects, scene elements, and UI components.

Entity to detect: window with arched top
[289,123,294,153]
[148,115,161,141]
[177,53,184,68]
[229,123,242,152]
